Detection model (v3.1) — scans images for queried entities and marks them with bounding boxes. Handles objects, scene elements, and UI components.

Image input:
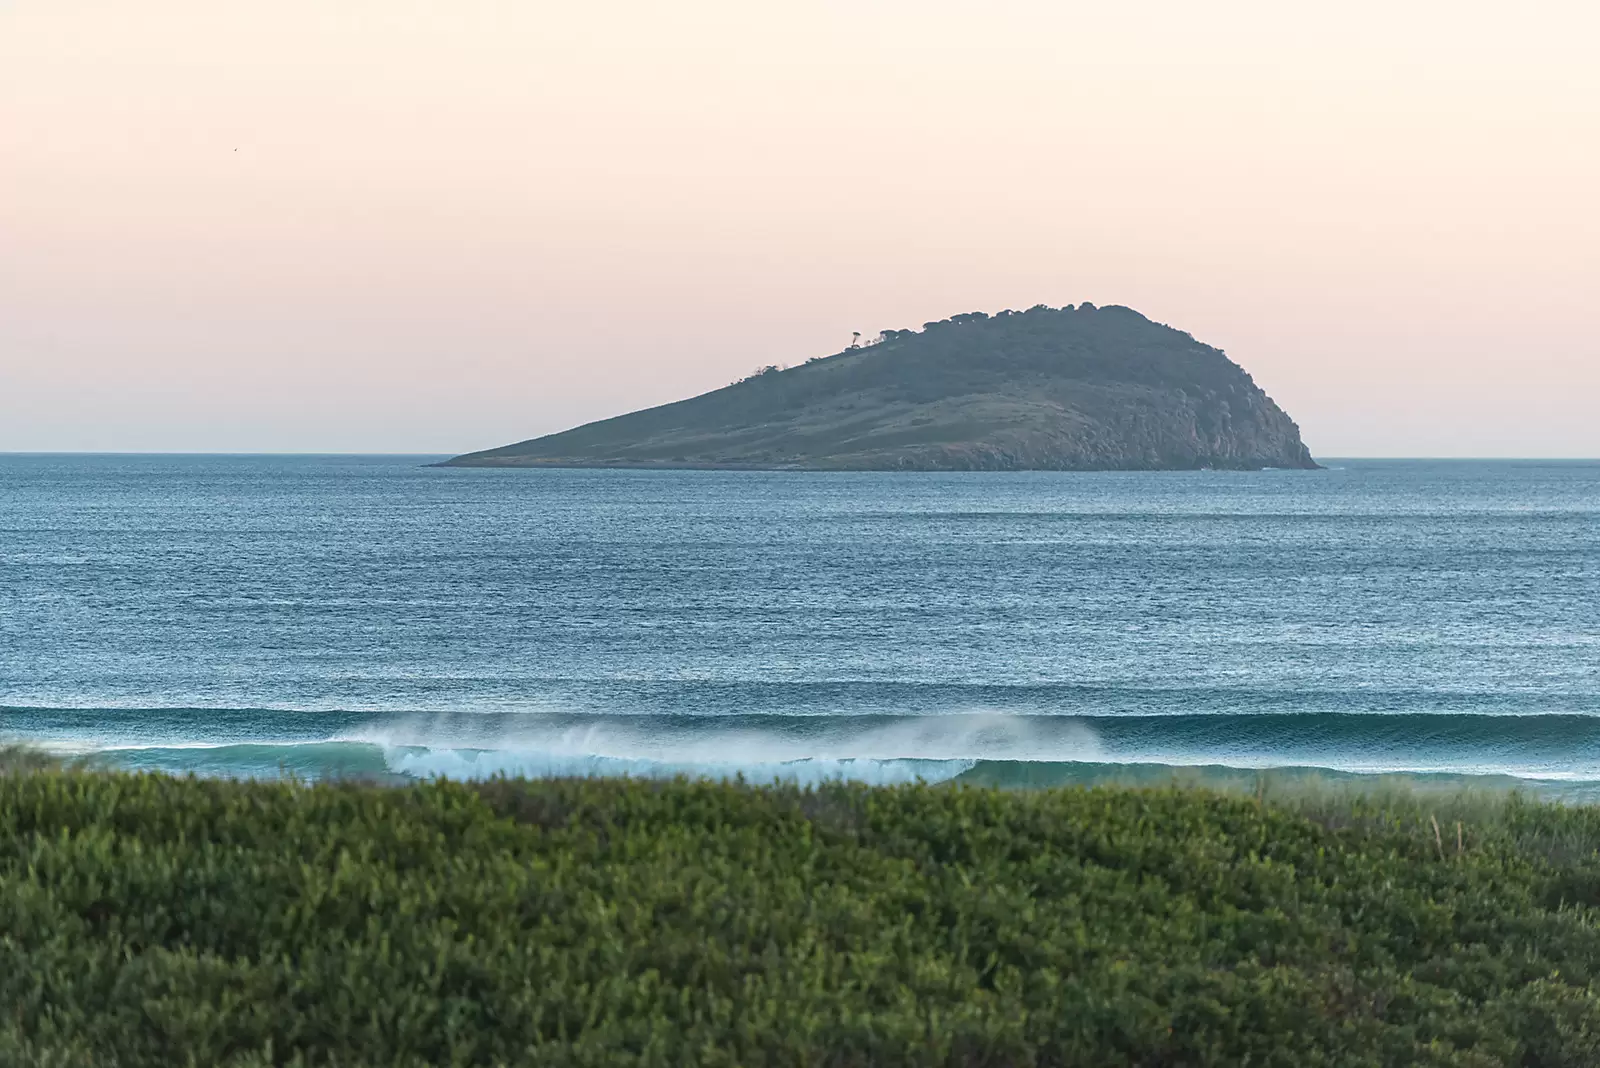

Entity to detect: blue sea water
[2,454,1597,794]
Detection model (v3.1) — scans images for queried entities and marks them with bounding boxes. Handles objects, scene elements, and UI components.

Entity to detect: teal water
[2,455,1596,793]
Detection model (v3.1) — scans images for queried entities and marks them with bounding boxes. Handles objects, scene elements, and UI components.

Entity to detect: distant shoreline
[431,457,1324,472]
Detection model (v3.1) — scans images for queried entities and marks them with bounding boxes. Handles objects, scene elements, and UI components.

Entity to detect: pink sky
[3,0,1596,456]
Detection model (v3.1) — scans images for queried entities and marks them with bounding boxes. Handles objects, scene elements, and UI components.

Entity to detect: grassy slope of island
[6,769,1600,1065]
[444,304,1318,471]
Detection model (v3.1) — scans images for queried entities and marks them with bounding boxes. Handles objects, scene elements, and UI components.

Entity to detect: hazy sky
[3,1,1597,456]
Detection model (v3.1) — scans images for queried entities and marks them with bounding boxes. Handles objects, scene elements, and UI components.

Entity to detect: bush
[4,773,1600,1065]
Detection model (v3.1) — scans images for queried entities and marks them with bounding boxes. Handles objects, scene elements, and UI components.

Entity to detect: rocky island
[442,303,1318,470]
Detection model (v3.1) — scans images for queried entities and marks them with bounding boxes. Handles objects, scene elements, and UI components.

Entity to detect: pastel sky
[3,0,1596,456]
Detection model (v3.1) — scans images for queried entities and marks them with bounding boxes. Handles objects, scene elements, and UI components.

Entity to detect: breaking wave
[11,705,1600,799]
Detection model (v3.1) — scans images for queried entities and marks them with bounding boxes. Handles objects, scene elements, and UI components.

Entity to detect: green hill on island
[443,303,1318,471]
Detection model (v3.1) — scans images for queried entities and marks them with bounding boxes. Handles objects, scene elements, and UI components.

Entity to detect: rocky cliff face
[444,304,1318,471]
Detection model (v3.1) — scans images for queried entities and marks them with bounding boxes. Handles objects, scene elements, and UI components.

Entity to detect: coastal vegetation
[0,744,63,775]
[5,770,1600,1064]
[443,303,1318,471]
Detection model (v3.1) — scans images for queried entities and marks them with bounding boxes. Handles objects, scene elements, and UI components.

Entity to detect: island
[441,303,1318,470]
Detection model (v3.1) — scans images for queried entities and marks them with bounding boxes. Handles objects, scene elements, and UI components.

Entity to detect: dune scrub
[3,771,1600,1065]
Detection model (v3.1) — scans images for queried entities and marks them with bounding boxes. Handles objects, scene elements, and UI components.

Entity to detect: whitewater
[3,455,1597,796]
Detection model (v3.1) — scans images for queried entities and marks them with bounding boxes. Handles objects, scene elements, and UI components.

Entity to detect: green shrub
[0,745,62,776]
[3,773,1600,1065]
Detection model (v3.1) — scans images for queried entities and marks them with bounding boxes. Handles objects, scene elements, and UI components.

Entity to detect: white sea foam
[382,748,972,786]
[343,710,1108,783]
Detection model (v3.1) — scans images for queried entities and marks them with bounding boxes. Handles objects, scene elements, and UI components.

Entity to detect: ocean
[3,455,1597,796]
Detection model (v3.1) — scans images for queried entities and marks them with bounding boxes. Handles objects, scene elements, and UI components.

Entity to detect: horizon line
[2,452,1598,463]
